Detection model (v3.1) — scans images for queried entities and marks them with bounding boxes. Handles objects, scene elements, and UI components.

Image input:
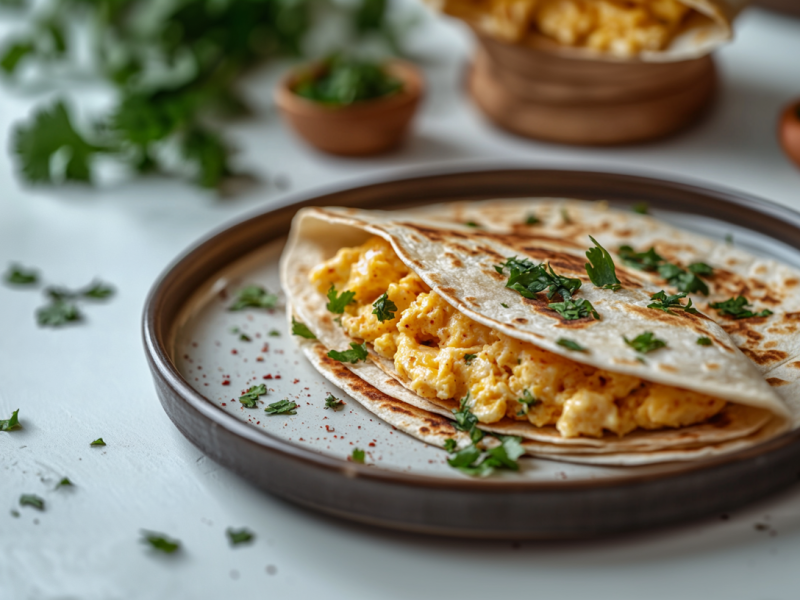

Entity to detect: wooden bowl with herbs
[275,56,423,156]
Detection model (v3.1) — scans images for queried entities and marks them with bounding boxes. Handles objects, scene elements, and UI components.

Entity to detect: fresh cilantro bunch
[1,0,402,190]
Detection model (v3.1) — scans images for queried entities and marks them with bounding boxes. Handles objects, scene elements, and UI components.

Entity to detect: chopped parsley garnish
[501,303,509,308]
[226,527,255,546]
[618,245,664,271]
[688,262,714,276]
[0,409,20,432]
[632,202,649,215]
[451,392,480,437]
[448,435,524,477]
[557,338,587,352]
[324,394,345,410]
[56,477,73,488]
[658,263,709,296]
[585,236,621,290]
[229,285,278,311]
[525,214,540,225]
[697,336,712,346]
[725,234,734,244]
[464,221,480,228]
[326,285,356,314]
[496,257,581,301]
[548,297,599,321]
[647,290,700,315]
[709,296,773,319]
[239,333,251,342]
[291,318,316,339]
[443,438,457,453]
[351,448,366,463]
[617,246,713,295]
[47,280,115,301]
[19,494,45,510]
[371,292,397,322]
[90,437,106,446]
[327,342,368,364]
[239,384,267,408]
[463,353,478,365]
[268,329,281,337]
[264,399,297,415]
[36,300,82,327]
[516,389,538,414]
[141,531,180,554]
[4,263,38,285]
[561,207,572,224]
[624,331,667,354]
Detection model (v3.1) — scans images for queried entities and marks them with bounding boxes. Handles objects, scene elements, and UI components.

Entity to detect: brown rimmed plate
[143,167,800,539]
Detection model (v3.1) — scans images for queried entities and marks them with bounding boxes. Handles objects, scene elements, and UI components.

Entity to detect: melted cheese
[309,236,726,438]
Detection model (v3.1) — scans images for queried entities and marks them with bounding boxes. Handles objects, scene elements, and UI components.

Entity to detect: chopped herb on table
[90,438,106,446]
[229,285,278,311]
[36,299,82,327]
[351,448,366,463]
[697,336,712,346]
[647,290,699,315]
[0,409,21,431]
[443,438,457,453]
[19,494,45,510]
[47,280,115,301]
[268,329,281,337]
[372,292,397,322]
[239,333,251,342]
[324,394,345,410]
[326,285,356,314]
[141,531,180,554]
[56,477,73,488]
[4,263,38,285]
[496,257,581,301]
[239,384,267,408]
[226,527,255,546]
[294,55,403,106]
[264,399,297,415]
[549,297,599,321]
[709,296,773,319]
[624,332,667,354]
[557,338,587,352]
[463,353,477,365]
[327,342,368,364]
[585,236,621,290]
[291,318,316,339]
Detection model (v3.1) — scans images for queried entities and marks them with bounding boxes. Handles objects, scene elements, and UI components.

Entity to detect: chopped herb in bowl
[293,56,403,107]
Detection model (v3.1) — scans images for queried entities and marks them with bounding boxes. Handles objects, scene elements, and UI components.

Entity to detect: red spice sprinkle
[263,374,273,380]
[222,380,230,386]
[368,443,376,447]
[325,426,335,433]
[221,403,227,406]
[197,366,202,370]
[261,344,269,353]
[256,357,264,362]
[231,349,238,355]
[275,375,282,379]
[293,379,300,384]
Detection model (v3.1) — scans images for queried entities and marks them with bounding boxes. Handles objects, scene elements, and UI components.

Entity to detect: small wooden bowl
[468,33,717,146]
[275,60,423,156]
[779,101,800,169]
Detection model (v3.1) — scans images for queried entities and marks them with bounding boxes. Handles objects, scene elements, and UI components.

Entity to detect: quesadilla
[280,200,795,467]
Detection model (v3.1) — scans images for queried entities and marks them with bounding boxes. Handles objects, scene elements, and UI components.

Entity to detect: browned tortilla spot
[789,361,800,369]
[438,286,457,295]
[464,296,480,306]
[764,341,778,349]
[614,229,634,238]
[658,364,679,373]
[784,312,800,321]
[445,253,463,268]
[705,363,720,370]
[386,404,413,416]
[514,317,529,325]
[721,320,766,341]
[419,426,430,434]
[767,378,790,387]
[784,278,799,288]
[740,348,789,365]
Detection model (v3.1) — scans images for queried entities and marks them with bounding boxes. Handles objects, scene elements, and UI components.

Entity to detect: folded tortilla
[426,0,747,62]
[280,200,794,465]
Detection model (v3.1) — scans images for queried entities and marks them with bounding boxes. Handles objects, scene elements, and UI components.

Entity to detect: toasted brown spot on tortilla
[612,358,644,366]
[767,378,790,387]
[784,278,799,288]
[614,229,634,238]
[755,265,768,275]
[705,363,720,370]
[464,296,480,306]
[721,320,765,342]
[438,286,457,295]
[784,312,800,321]
[790,361,800,369]
[764,341,778,349]
[445,253,463,268]
[514,317,529,324]
[707,411,732,428]
[740,348,789,365]
[658,364,678,373]
[419,426,430,434]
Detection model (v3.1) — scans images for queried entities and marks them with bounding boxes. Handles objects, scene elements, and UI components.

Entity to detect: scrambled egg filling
[451,0,692,56]
[310,236,726,438]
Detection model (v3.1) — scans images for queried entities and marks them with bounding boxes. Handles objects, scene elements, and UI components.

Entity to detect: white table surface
[2,7,800,599]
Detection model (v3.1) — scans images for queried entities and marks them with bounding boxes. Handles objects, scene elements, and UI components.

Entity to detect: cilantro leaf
[585,236,621,290]
[525,214,540,225]
[81,281,115,299]
[324,394,344,410]
[229,285,278,311]
[556,338,586,352]
[36,300,81,327]
[239,384,267,408]
[264,399,297,415]
[291,318,316,339]
[561,208,571,224]
[56,477,73,488]
[516,389,538,414]
[226,527,254,546]
[647,290,700,315]
[239,333,251,342]
[658,263,709,296]
[624,331,667,354]
[371,292,397,322]
[19,494,44,510]
[497,257,581,301]
[697,336,712,346]
[464,221,480,228]
[632,203,649,215]
[709,296,773,319]
[90,437,106,446]
[351,448,365,463]
[618,245,664,271]
[1,41,35,75]
[327,342,368,364]
[326,285,356,314]
[4,264,38,285]
[548,297,599,321]
[501,303,509,308]
[0,409,20,432]
[451,393,479,434]
[448,436,524,477]
[463,353,477,365]
[268,329,281,337]
[141,531,180,554]
[447,444,482,471]
[688,262,714,276]
[443,438,457,453]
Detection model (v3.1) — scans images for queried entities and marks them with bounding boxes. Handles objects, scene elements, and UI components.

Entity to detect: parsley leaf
[239,333,251,342]
[36,300,81,327]
[326,285,356,314]
[557,338,587,352]
[548,297,599,320]
[90,437,106,446]
[443,438,457,453]
[497,257,581,301]
[525,214,540,225]
[464,221,480,228]
[327,342,368,364]
[0,409,20,432]
[46,280,114,301]
[658,263,709,296]
[291,318,316,339]
[4,264,38,285]
[372,292,397,322]
[226,527,254,546]
[501,303,509,308]
[56,477,73,488]
[561,208,572,224]
[451,392,479,435]
[624,332,667,354]
[19,494,45,510]
[448,435,524,477]
[239,384,267,408]
[229,285,278,311]
[324,394,345,410]
[647,290,700,315]
[585,236,621,290]
[463,353,477,365]
[632,202,649,215]
[688,262,714,276]
[709,296,773,319]
[351,448,366,463]
[264,399,297,415]
[268,329,281,337]
[618,245,664,271]
[697,336,712,346]
[516,389,538,414]
[141,531,180,554]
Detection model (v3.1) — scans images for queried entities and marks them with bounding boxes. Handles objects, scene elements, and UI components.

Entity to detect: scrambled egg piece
[444,0,692,56]
[309,236,726,438]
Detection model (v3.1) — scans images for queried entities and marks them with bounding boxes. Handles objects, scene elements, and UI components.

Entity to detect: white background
[2,6,800,600]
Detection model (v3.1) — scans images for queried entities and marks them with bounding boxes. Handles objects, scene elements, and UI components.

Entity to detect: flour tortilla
[281,202,792,465]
